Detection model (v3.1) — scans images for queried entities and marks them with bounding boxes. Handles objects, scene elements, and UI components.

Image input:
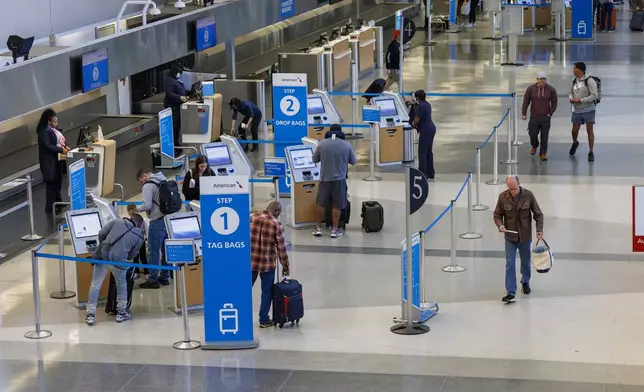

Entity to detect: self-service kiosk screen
[204,145,232,167]
[71,212,102,239]
[170,216,202,239]
[375,98,398,117]
[291,148,316,170]
[307,96,325,115]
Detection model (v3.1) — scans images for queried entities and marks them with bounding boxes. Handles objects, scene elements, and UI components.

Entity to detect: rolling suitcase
[105,267,135,315]
[363,78,386,102]
[630,11,644,32]
[361,201,384,233]
[324,201,351,229]
[272,265,304,328]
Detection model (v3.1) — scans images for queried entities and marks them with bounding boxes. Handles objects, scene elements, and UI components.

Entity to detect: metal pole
[491,12,497,37]
[173,265,201,350]
[374,26,384,69]
[363,124,382,181]
[318,54,326,90]
[22,175,42,241]
[486,125,503,185]
[459,174,482,239]
[419,231,426,303]
[25,250,52,339]
[500,103,517,164]
[273,178,291,247]
[511,87,522,146]
[473,148,489,211]
[348,39,363,139]
[442,200,466,272]
[508,34,518,65]
[555,12,562,40]
[50,224,76,299]
[422,0,436,46]
[398,19,404,93]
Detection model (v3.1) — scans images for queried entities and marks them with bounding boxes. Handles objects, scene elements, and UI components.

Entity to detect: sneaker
[330,229,344,238]
[522,283,532,295]
[85,313,95,326]
[139,281,161,289]
[312,227,323,237]
[588,152,595,162]
[251,146,259,152]
[159,280,171,286]
[569,141,580,156]
[259,320,274,328]
[502,294,516,304]
[540,154,548,161]
[467,23,474,28]
[116,311,132,323]
[530,147,537,156]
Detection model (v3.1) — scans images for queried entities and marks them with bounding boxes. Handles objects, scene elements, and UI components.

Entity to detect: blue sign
[395,10,402,31]
[362,105,381,124]
[196,16,217,52]
[402,232,421,307]
[280,0,295,18]
[165,240,195,264]
[272,73,308,194]
[449,0,457,24]
[571,0,593,39]
[264,157,287,177]
[199,176,256,349]
[202,81,215,97]
[159,108,174,158]
[69,159,86,211]
[81,48,109,94]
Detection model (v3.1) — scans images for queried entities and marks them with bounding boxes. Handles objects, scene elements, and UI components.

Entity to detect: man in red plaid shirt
[250,201,290,328]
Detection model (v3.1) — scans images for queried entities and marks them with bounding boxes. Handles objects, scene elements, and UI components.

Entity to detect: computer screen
[204,145,232,167]
[290,148,316,170]
[170,216,202,239]
[71,212,102,239]
[375,98,397,117]
[81,48,109,93]
[307,96,325,115]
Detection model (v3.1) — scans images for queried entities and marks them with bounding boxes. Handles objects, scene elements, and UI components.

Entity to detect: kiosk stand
[501,5,525,67]
[362,105,382,182]
[285,145,320,228]
[483,0,503,40]
[549,0,568,41]
[307,90,341,141]
[370,95,405,167]
[263,157,291,247]
[348,36,363,140]
[155,108,184,169]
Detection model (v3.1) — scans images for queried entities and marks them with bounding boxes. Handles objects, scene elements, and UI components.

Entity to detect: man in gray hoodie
[136,168,171,288]
[569,62,599,162]
[86,214,145,325]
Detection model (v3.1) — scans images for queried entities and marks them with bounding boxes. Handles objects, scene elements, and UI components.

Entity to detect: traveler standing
[493,176,544,304]
[164,63,188,156]
[127,203,149,278]
[521,72,558,161]
[599,0,615,31]
[181,155,215,202]
[468,0,480,27]
[411,90,437,180]
[37,108,70,214]
[229,98,262,153]
[569,62,599,162]
[384,31,401,91]
[250,201,290,328]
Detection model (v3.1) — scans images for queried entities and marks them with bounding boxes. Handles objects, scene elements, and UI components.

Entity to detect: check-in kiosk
[67,139,117,197]
[66,208,110,306]
[165,211,204,313]
[201,142,236,176]
[307,89,341,141]
[371,94,405,167]
[180,92,224,144]
[285,145,320,227]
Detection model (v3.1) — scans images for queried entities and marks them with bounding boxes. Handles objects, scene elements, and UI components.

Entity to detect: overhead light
[149,6,161,15]
[174,0,186,9]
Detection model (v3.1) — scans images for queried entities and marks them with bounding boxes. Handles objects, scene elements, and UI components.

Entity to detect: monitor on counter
[307,96,325,115]
[374,98,398,117]
[204,144,232,167]
[70,212,102,239]
[169,216,202,240]
[290,147,316,170]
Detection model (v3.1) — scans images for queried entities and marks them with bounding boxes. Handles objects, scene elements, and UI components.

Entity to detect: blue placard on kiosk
[69,159,86,211]
[202,81,215,97]
[280,0,295,18]
[81,48,109,93]
[196,16,217,52]
[272,73,308,194]
[165,239,196,264]
[199,175,256,349]
[362,105,381,124]
[264,157,287,177]
[159,108,175,158]
[402,232,421,307]
[571,0,593,40]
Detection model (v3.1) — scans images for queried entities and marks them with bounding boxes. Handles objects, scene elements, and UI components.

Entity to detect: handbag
[461,1,471,15]
[531,239,553,273]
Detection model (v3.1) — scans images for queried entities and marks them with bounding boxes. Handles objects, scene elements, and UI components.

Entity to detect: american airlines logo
[212,182,243,189]
[202,175,249,195]
[281,77,302,83]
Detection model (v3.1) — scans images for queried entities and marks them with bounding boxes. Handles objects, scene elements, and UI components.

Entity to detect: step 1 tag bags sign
[531,239,553,274]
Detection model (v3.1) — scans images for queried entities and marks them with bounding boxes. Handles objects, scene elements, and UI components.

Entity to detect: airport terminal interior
[2,0,644,390]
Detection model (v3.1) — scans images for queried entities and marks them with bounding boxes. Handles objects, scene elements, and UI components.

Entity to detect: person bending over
[229,97,262,153]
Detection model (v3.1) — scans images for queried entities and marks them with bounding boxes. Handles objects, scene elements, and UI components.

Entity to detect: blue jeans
[505,240,531,296]
[601,3,614,30]
[252,269,275,324]
[87,264,127,314]
[147,219,169,283]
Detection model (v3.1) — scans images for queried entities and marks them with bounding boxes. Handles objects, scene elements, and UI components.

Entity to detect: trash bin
[150,143,161,168]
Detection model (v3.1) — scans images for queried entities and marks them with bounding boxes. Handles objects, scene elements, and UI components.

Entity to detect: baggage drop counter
[285,145,320,228]
[371,94,406,167]
[165,211,204,313]
[180,89,224,144]
[66,139,117,198]
[307,90,341,141]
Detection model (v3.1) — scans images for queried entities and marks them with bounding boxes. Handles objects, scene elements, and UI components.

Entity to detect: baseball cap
[537,71,547,80]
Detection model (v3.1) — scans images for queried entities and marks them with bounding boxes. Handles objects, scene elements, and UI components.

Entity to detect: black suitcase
[361,201,384,233]
[630,11,644,32]
[363,78,386,102]
[105,267,135,315]
[324,201,351,229]
[272,277,304,328]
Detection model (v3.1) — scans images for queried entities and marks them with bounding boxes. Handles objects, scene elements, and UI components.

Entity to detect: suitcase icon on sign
[219,304,239,334]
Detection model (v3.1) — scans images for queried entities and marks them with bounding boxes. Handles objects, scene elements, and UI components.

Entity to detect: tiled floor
[2,4,644,391]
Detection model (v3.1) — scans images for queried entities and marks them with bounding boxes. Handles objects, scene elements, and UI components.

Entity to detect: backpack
[572,76,602,104]
[146,180,182,215]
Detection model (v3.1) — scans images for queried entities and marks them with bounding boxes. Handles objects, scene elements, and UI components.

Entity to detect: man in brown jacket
[493,176,544,304]
[522,72,558,161]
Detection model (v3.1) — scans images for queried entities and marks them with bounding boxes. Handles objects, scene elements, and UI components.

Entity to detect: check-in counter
[535,5,552,27]
[357,28,376,73]
[523,6,535,30]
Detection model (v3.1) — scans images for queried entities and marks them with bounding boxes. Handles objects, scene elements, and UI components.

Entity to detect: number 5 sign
[409,167,428,215]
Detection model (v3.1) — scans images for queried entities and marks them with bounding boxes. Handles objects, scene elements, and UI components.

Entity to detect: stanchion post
[500,103,517,165]
[422,0,436,46]
[347,38,363,139]
[22,175,42,241]
[273,178,291,247]
[442,201,466,273]
[459,174,483,239]
[50,224,76,299]
[511,89,522,146]
[173,264,201,350]
[374,26,384,69]
[363,124,382,182]
[472,148,489,211]
[24,250,52,339]
[486,120,504,185]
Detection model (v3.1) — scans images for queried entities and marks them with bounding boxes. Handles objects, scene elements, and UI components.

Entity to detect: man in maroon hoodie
[521,72,558,161]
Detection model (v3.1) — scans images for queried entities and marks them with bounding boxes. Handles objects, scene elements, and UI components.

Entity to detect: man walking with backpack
[569,62,601,162]
[136,168,183,289]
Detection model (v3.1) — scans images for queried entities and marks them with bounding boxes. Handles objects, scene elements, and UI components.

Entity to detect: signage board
[571,0,594,40]
[196,16,217,52]
[69,159,86,211]
[362,105,381,124]
[159,108,175,159]
[409,167,429,215]
[402,232,421,307]
[264,157,287,177]
[81,48,109,93]
[280,0,295,18]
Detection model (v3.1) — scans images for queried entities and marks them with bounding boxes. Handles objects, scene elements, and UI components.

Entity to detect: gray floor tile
[280,370,447,392]
[440,377,609,392]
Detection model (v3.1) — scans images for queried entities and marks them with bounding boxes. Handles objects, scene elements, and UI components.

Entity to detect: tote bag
[531,239,553,273]
[461,1,471,16]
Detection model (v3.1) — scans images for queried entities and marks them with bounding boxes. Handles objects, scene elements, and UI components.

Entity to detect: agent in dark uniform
[411,90,437,179]
[163,63,187,155]
[229,97,262,152]
[37,108,70,213]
